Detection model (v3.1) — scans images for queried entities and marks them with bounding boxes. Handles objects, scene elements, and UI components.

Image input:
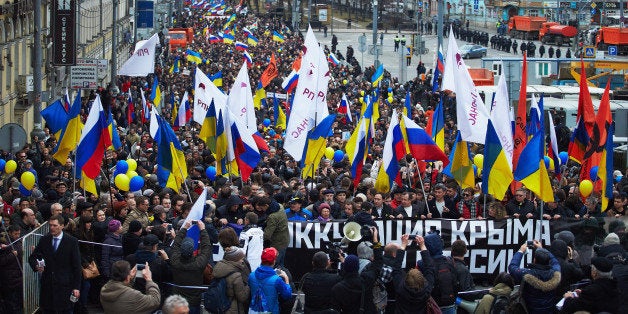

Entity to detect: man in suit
[395,192,427,219]
[29,215,82,314]
[427,184,458,219]
[372,192,394,219]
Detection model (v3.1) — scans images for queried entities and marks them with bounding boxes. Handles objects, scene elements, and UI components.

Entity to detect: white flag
[491,71,514,168]
[284,26,330,161]
[442,28,490,144]
[226,62,256,130]
[118,34,159,77]
[193,68,227,125]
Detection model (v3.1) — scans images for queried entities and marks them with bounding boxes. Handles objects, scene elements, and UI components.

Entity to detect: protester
[248,247,292,314]
[560,256,620,313]
[301,251,342,312]
[100,260,161,313]
[473,272,514,314]
[212,246,251,313]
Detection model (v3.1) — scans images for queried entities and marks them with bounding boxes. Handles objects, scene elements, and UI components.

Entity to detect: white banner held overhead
[118,33,159,77]
[193,68,227,125]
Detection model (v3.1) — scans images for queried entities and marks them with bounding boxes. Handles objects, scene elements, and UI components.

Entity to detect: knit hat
[342,255,359,273]
[608,220,626,234]
[591,256,613,272]
[143,234,160,247]
[180,237,195,258]
[357,241,373,259]
[534,248,551,266]
[224,246,245,262]
[354,193,367,203]
[128,220,142,233]
[554,230,575,246]
[604,233,620,246]
[108,219,121,233]
[261,247,278,264]
[549,239,568,260]
[142,189,154,197]
[318,202,331,211]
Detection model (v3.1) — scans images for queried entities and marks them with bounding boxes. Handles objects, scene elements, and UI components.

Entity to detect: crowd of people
[0,1,627,313]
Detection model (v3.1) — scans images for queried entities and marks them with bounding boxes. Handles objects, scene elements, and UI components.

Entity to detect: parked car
[459,44,487,58]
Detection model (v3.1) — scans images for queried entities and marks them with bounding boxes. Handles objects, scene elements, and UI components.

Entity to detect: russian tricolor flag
[328,53,340,66]
[242,51,252,67]
[227,111,260,181]
[235,41,249,51]
[338,93,352,123]
[281,70,299,93]
[209,35,221,43]
[402,115,449,166]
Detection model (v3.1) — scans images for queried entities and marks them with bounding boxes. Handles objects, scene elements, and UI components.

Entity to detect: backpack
[432,257,459,306]
[249,275,277,313]
[203,271,237,314]
[506,283,528,314]
[488,293,510,314]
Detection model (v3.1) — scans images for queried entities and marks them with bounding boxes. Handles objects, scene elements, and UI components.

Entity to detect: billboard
[52,0,77,65]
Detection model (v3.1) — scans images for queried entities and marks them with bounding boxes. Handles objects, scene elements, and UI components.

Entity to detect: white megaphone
[343,222,363,242]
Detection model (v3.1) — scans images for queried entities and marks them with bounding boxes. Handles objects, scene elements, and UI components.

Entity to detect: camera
[360,225,373,239]
[191,221,198,225]
[324,241,346,264]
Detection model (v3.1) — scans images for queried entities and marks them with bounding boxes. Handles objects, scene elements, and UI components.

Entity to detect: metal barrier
[21,222,49,314]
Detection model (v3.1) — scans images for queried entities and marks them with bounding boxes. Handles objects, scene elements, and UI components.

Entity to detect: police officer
[400,35,406,47]
[555,47,562,58]
[565,48,571,58]
[520,41,527,55]
[527,41,536,57]
[394,34,400,51]
[548,46,555,58]
[539,44,546,58]
[512,39,518,54]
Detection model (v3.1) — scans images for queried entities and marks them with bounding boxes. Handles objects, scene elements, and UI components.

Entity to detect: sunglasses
[463,193,471,197]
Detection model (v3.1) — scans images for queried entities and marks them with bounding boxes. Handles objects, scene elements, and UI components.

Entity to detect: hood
[100,280,130,303]
[254,265,277,281]
[522,271,561,292]
[424,233,443,257]
[213,260,246,278]
[226,195,243,208]
[489,283,513,296]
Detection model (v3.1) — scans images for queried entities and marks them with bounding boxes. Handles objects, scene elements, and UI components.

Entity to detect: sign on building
[52,0,77,65]
[70,59,99,89]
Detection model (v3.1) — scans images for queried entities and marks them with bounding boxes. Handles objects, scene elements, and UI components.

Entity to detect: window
[529,9,539,17]
[492,63,502,76]
[536,62,550,77]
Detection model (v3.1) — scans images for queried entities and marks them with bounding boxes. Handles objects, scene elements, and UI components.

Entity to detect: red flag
[260,53,278,88]
[512,52,528,172]
[580,79,612,181]
[568,59,596,166]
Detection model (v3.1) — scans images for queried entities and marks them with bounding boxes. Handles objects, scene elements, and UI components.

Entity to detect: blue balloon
[129,176,145,192]
[333,150,344,163]
[263,118,271,127]
[558,151,568,165]
[616,175,623,183]
[206,166,217,180]
[269,129,276,137]
[387,87,393,92]
[116,160,129,174]
[544,156,551,169]
[590,166,599,182]
[19,184,32,196]
[0,159,5,171]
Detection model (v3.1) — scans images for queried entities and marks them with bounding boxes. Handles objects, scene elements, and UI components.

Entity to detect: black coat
[28,232,82,311]
[427,198,457,219]
[561,278,619,313]
[332,247,383,313]
[301,269,342,312]
[393,250,435,314]
[0,239,22,291]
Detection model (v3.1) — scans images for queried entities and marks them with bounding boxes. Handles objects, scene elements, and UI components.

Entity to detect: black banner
[283,219,589,281]
[52,0,76,66]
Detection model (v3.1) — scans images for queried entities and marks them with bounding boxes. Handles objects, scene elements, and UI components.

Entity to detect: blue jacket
[508,250,562,313]
[285,208,312,221]
[248,265,292,314]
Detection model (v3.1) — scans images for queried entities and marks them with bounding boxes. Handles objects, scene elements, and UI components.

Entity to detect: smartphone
[37,258,46,268]
[408,234,417,240]
[275,268,282,275]
[527,240,534,247]
[191,221,198,225]
[136,264,145,277]
[167,224,173,231]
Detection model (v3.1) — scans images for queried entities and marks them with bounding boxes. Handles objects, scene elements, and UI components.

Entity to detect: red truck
[539,22,577,46]
[508,16,547,40]
[596,27,628,55]
[167,28,194,51]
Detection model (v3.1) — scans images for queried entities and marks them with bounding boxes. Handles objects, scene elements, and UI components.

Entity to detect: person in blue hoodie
[508,240,561,313]
[285,196,312,221]
[248,247,292,314]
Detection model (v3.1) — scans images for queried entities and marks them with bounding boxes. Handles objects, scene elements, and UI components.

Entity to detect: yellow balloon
[127,170,139,178]
[473,154,484,168]
[5,160,17,174]
[579,179,593,197]
[387,96,394,103]
[360,91,365,96]
[127,159,137,171]
[21,171,36,190]
[343,79,348,85]
[115,174,130,191]
[325,147,335,160]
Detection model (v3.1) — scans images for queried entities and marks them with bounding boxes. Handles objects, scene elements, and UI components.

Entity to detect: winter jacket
[170,227,212,307]
[248,265,292,314]
[393,250,435,314]
[121,208,150,232]
[0,240,22,291]
[473,283,513,314]
[508,250,561,313]
[101,232,124,278]
[100,279,161,314]
[331,246,383,313]
[213,259,251,314]
[301,269,342,312]
[264,209,289,250]
[453,258,474,291]
[561,277,619,314]
[122,232,142,258]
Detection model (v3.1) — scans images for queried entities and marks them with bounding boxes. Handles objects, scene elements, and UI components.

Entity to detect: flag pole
[483,194,487,218]
[415,159,430,214]
[177,165,194,203]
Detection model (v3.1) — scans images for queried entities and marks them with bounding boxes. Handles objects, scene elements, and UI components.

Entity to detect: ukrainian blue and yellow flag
[53,91,84,164]
[107,109,122,150]
[155,114,187,190]
[186,49,202,64]
[169,56,181,74]
[41,99,70,139]
[514,129,554,202]
[371,63,384,87]
[199,100,217,152]
[247,34,259,46]
[253,82,266,110]
[223,14,236,30]
[302,114,336,179]
[273,94,286,130]
[599,122,614,211]
[215,109,229,176]
[443,131,474,189]
[272,31,285,43]
[223,32,235,44]
[150,77,162,108]
[431,99,445,152]
[482,120,513,200]
[403,91,412,118]
[208,71,223,87]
